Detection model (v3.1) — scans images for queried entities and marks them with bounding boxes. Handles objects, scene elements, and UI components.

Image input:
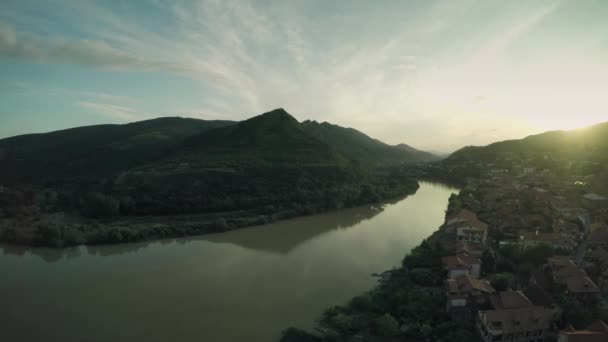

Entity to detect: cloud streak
[78,101,142,121]
[0,20,181,71]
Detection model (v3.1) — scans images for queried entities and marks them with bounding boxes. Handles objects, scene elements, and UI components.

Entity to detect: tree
[374,313,400,337]
[279,328,321,342]
[81,192,119,218]
[481,250,496,275]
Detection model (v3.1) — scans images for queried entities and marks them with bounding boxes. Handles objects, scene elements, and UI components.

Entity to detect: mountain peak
[258,108,294,119]
[242,108,300,128]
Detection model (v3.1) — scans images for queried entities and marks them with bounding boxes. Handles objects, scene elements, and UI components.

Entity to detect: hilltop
[447,121,608,164]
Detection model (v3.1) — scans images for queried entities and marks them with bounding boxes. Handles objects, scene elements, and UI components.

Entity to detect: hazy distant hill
[447,121,608,163]
[393,143,439,162]
[301,120,437,165]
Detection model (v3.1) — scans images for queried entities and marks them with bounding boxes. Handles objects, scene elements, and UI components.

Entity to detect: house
[477,304,553,342]
[489,290,534,310]
[524,284,562,319]
[446,209,478,226]
[456,219,489,246]
[566,275,600,301]
[588,223,608,248]
[442,252,482,279]
[543,257,600,301]
[547,257,586,284]
[446,209,489,246]
[583,193,608,209]
[441,240,482,257]
[558,320,608,342]
[445,274,495,314]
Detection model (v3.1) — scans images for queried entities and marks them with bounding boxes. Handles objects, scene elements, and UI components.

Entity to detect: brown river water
[0,182,458,342]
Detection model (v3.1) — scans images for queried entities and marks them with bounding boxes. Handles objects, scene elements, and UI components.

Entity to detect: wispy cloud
[0,20,181,71]
[78,101,142,121]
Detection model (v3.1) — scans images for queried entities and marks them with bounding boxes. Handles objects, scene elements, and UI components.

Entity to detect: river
[0,182,458,342]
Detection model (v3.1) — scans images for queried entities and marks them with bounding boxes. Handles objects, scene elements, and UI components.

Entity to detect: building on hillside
[583,193,608,209]
[588,223,608,248]
[535,256,601,302]
[558,320,608,342]
[446,209,478,226]
[442,252,481,279]
[565,275,600,301]
[523,284,562,320]
[477,294,553,342]
[455,219,489,246]
[489,290,534,310]
[445,274,495,317]
[440,240,482,257]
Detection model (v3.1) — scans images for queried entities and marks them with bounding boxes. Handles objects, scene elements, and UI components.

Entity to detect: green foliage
[80,192,119,218]
[481,250,496,275]
[491,273,514,292]
[373,313,399,337]
[328,313,355,334]
[559,296,598,328]
[409,268,441,286]
[279,328,321,342]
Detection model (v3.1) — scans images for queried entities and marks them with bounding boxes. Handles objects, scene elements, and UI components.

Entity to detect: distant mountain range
[0,108,436,184]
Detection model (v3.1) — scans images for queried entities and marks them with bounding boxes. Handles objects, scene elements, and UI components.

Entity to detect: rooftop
[446,274,495,295]
[567,276,600,294]
[490,290,534,310]
[442,252,481,270]
[583,193,608,201]
[481,306,552,334]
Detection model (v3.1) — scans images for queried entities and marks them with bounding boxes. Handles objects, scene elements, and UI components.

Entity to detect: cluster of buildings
[439,205,607,342]
[428,151,608,341]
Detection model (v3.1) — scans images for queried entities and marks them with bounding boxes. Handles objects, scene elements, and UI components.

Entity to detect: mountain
[301,120,437,165]
[447,121,608,164]
[177,109,345,166]
[0,108,425,246]
[394,143,440,162]
[0,117,236,183]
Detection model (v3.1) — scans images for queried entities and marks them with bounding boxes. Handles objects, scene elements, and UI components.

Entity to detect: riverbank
[278,193,476,342]
[0,181,420,248]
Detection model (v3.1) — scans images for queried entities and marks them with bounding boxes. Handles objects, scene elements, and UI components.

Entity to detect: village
[436,154,608,342]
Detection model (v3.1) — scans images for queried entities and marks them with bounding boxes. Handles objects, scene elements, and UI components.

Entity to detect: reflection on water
[0,182,458,342]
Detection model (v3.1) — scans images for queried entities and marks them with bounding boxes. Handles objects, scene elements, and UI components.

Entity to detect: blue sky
[1,0,607,152]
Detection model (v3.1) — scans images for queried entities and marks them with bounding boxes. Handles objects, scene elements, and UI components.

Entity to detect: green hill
[447,121,608,164]
[0,108,424,246]
[178,109,345,166]
[301,120,437,165]
[0,117,235,183]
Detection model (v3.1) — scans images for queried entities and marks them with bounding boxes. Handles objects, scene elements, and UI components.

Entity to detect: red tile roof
[567,276,600,294]
[442,252,481,270]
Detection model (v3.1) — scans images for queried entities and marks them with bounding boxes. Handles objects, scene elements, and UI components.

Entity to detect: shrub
[374,313,400,337]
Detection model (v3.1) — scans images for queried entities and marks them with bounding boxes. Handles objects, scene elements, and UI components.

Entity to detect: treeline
[0,165,419,247]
